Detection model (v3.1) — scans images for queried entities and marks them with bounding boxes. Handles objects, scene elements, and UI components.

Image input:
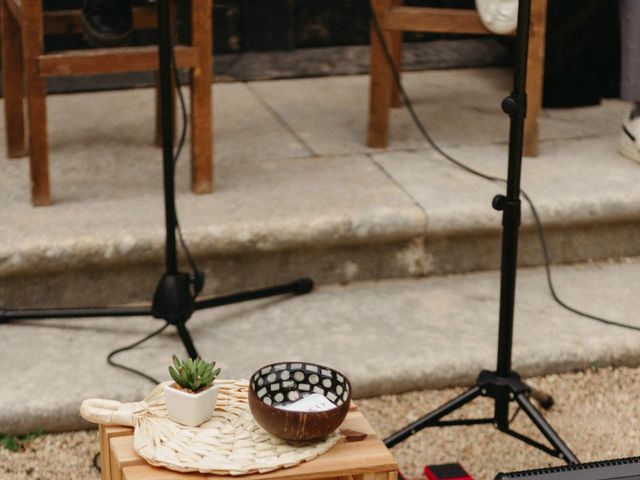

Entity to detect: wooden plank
[111,444,124,480]
[389,0,403,109]
[38,45,199,77]
[189,0,213,194]
[122,440,397,480]
[359,473,390,480]
[102,426,135,480]
[43,7,157,36]
[100,426,111,480]
[3,0,20,22]
[381,6,491,34]
[523,0,547,157]
[21,0,50,205]
[104,425,135,438]
[367,0,395,148]
[110,434,147,478]
[2,0,27,158]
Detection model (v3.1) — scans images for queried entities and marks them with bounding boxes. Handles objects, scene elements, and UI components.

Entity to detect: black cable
[106,322,170,385]
[172,64,188,170]
[525,190,640,332]
[370,10,640,333]
[92,452,101,474]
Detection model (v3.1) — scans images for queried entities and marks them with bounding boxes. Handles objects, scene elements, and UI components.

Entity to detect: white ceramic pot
[163,382,219,427]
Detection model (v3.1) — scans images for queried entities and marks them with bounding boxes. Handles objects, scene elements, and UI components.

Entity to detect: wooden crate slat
[381,6,491,34]
[38,45,199,77]
[4,0,21,22]
[121,441,397,479]
[43,7,157,36]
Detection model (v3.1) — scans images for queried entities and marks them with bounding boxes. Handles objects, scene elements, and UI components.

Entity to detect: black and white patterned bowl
[248,361,351,441]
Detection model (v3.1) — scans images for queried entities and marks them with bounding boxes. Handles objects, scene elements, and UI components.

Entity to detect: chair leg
[25,71,49,206]
[390,0,403,108]
[2,0,27,158]
[189,0,213,194]
[368,0,395,148]
[523,0,547,157]
[22,0,50,205]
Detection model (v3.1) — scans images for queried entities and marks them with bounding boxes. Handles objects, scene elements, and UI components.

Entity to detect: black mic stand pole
[383,0,579,465]
[0,0,313,360]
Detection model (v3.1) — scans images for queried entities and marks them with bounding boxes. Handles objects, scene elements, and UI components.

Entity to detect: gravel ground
[2,366,640,480]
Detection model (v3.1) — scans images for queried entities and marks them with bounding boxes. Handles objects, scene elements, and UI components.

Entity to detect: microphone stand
[0,0,313,359]
[383,0,579,466]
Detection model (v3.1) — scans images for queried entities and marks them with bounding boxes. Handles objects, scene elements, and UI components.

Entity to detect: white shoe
[475,0,519,35]
[619,113,640,163]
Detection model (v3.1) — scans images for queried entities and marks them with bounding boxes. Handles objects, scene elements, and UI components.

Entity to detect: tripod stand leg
[384,386,482,448]
[176,321,199,359]
[515,392,578,464]
[194,279,313,310]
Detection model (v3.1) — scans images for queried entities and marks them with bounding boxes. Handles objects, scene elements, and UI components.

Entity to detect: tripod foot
[529,387,554,410]
[292,278,314,295]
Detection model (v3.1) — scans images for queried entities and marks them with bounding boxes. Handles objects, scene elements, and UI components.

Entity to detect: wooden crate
[100,403,398,480]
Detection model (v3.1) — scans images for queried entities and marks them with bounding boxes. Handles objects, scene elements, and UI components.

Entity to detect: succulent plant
[169,355,221,393]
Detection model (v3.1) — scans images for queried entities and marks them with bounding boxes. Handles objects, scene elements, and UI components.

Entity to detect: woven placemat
[81,379,341,476]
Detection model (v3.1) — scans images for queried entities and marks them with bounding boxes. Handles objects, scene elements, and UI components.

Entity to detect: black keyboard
[496,457,640,480]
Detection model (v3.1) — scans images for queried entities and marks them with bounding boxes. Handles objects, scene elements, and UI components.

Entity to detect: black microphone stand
[383,0,579,466]
[0,0,313,360]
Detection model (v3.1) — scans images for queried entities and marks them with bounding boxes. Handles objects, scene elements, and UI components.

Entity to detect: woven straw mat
[80,379,341,475]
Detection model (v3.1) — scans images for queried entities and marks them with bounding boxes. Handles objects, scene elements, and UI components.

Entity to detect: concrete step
[3,258,640,434]
[2,68,639,308]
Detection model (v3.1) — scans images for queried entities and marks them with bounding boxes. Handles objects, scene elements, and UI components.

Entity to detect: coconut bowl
[248,361,351,441]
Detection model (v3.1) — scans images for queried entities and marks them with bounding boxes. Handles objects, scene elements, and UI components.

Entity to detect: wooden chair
[368,0,548,157]
[1,0,213,206]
